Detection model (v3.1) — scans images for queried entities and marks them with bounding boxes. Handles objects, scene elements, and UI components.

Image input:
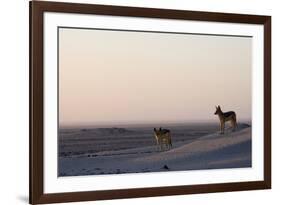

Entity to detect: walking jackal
[153,127,172,151]
[214,105,237,134]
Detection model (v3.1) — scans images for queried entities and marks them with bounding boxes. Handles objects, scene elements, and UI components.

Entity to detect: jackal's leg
[220,122,225,134]
[155,142,158,151]
[231,120,236,131]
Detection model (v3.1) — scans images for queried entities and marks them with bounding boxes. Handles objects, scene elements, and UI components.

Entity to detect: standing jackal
[214,105,237,134]
[153,127,172,151]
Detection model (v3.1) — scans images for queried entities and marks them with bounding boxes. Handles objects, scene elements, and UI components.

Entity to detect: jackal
[153,127,172,151]
[214,105,237,134]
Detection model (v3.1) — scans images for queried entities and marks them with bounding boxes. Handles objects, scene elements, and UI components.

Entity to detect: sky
[59,28,252,126]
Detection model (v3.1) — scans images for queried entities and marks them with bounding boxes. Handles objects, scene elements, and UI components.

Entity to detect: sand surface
[58,123,251,176]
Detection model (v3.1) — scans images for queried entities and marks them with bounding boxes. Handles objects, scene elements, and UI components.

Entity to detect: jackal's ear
[218,105,221,109]
[215,106,217,109]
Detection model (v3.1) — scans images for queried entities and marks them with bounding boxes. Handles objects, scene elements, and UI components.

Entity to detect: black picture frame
[30,1,271,204]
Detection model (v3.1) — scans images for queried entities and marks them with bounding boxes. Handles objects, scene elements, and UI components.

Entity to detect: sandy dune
[59,124,251,176]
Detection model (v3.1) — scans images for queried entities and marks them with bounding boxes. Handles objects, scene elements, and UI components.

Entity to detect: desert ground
[58,122,251,176]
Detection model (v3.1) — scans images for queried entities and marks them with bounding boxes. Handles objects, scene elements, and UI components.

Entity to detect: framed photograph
[30,1,271,204]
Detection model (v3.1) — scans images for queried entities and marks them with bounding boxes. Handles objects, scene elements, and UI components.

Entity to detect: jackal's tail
[234,113,238,128]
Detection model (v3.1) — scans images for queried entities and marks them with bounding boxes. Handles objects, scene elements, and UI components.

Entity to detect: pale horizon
[59,119,252,129]
[59,28,252,126]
